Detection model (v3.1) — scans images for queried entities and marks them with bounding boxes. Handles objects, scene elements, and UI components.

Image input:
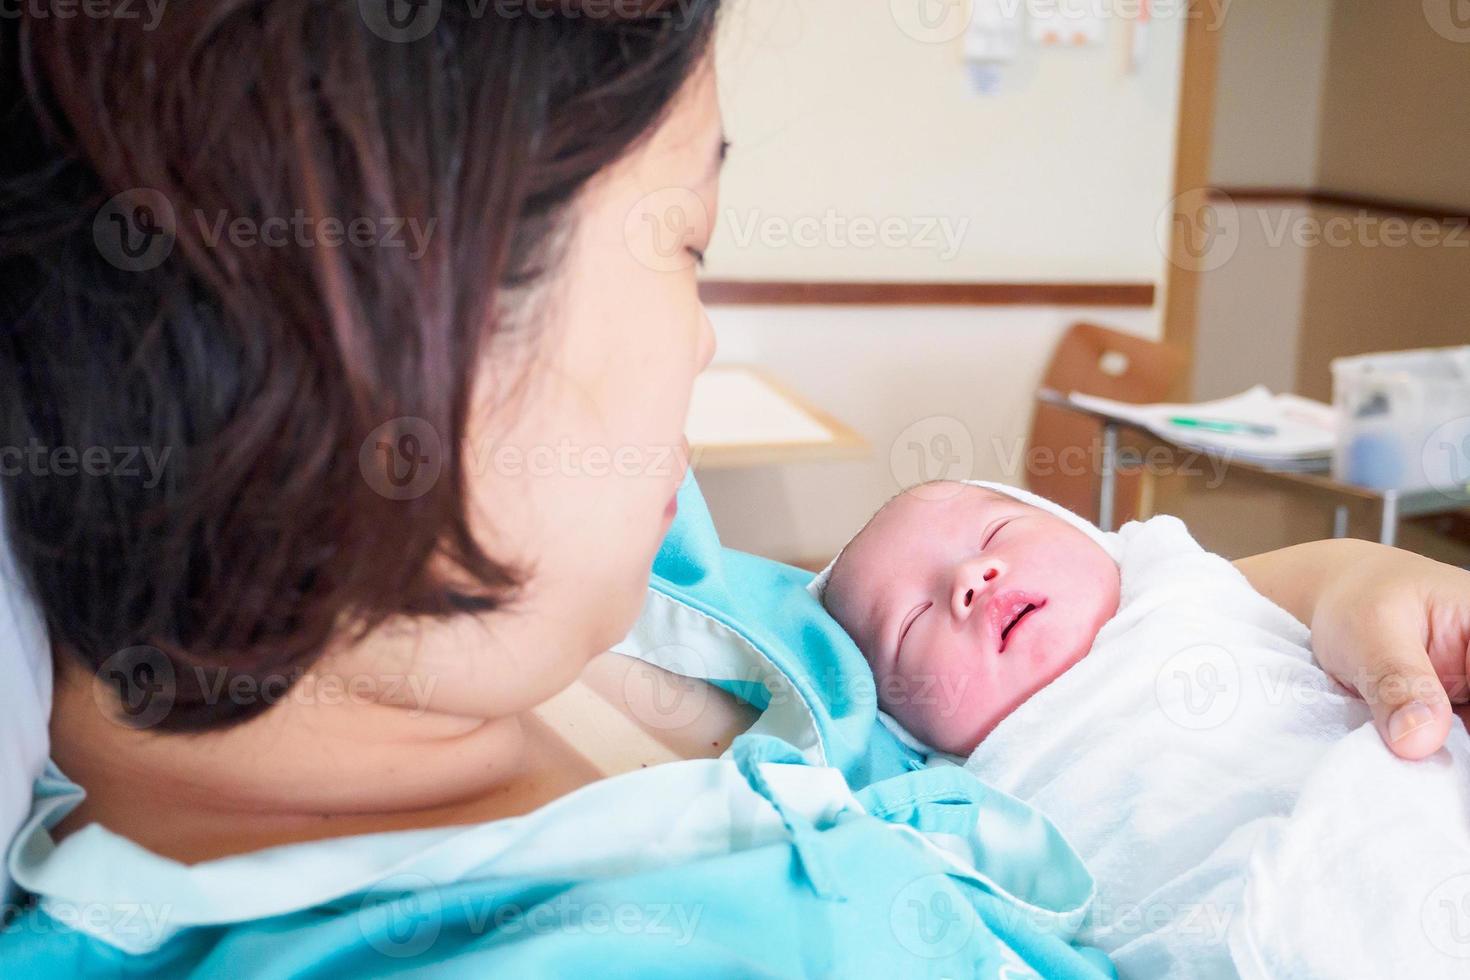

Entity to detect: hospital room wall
[1294,2,1470,402]
[1177,0,1470,561]
[703,304,1157,564]
[706,0,1186,284]
[698,0,1185,564]
[1194,0,1470,404]
[1313,4,1470,217]
[1189,0,1332,401]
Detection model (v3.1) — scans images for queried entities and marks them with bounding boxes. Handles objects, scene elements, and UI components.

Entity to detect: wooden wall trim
[697,281,1156,307]
[1160,0,1223,402]
[1211,186,1470,225]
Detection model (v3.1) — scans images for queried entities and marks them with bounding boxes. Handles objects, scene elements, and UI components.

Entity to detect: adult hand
[1237,539,1470,760]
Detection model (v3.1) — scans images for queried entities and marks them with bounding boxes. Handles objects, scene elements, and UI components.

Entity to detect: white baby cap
[806,480,1122,602]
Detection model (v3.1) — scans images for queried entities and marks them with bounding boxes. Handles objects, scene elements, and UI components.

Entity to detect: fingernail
[1389,700,1435,742]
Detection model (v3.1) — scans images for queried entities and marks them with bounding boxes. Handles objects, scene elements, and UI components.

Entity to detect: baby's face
[824,483,1120,755]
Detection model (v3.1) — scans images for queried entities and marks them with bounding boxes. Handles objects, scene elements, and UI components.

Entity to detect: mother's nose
[950,557,1004,622]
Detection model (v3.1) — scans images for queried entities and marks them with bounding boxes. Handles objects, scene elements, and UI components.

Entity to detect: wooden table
[687,365,868,469]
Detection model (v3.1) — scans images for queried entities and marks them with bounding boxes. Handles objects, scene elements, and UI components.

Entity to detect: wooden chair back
[1027,322,1186,523]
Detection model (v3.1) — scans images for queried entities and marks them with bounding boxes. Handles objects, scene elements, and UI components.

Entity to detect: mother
[1,2,1467,976]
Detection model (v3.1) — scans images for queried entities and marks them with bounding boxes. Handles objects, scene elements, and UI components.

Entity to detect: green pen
[1168,416,1278,437]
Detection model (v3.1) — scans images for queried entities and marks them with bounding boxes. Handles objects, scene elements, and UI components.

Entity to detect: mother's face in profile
[448,62,723,715]
[0,3,724,733]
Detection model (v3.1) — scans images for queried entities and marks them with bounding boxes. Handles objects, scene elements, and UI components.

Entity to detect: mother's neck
[45,613,756,862]
[53,667,519,815]
[45,620,602,861]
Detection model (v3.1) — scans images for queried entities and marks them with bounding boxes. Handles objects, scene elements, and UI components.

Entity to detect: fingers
[1381,698,1454,760]
[1358,647,1454,761]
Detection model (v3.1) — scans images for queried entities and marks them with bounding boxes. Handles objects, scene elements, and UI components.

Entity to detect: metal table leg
[1379,491,1399,547]
[1333,505,1349,539]
[1098,422,1118,533]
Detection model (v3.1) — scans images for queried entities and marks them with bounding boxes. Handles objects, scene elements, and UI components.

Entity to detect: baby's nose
[950,558,1003,622]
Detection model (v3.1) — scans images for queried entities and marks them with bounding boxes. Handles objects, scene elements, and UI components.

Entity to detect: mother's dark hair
[0,0,720,730]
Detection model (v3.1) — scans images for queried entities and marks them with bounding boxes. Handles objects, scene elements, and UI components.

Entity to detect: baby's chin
[886,619,1110,756]
[886,699,994,758]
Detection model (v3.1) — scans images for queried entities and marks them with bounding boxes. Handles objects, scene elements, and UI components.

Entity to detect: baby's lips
[987,590,1047,653]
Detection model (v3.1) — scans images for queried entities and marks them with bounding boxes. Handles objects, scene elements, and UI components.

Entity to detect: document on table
[1066,386,1336,469]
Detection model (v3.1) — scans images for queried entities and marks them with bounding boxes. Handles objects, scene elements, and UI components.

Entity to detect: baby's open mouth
[994,594,1047,652]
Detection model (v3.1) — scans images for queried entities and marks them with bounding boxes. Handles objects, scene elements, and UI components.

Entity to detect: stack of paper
[1066,386,1336,471]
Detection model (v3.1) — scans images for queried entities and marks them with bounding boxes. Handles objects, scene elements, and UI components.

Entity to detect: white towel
[962,513,1470,979]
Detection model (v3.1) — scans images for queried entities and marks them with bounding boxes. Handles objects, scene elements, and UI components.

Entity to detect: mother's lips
[987,591,1047,652]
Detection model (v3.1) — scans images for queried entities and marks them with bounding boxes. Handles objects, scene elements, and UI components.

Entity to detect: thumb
[1357,644,1454,761]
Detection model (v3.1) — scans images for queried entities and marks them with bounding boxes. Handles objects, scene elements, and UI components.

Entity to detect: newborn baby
[817,480,1470,979]
[819,481,1120,755]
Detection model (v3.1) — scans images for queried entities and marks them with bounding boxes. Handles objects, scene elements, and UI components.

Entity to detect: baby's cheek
[880,665,997,756]
[876,664,938,737]
[925,704,991,757]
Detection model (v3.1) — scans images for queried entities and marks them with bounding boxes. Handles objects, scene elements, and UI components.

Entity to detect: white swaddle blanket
[963,513,1470,979]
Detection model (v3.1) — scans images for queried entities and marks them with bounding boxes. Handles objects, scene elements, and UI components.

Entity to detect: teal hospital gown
[0,475,1114,979]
